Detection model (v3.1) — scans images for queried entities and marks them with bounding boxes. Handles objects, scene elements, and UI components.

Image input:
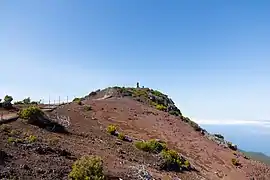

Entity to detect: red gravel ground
[1,95,270,179]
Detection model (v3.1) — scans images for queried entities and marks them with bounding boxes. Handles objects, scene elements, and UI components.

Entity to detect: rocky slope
[1,86,270,180]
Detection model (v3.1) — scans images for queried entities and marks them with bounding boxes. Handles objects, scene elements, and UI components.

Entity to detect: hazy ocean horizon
[200,124,270,156]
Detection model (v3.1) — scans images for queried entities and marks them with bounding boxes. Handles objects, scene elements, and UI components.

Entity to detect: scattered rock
[36,168,46,174]
[0,150,8,164]
[20,164,30,170]
[115,141,122,145]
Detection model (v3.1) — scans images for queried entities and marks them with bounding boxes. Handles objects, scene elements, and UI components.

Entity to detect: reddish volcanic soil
[1,95,270,179]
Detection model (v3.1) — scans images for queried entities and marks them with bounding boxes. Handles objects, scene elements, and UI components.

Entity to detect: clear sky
[1,1,270,125]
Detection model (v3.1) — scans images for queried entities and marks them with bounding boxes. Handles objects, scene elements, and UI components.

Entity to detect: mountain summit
[1,86,270,180]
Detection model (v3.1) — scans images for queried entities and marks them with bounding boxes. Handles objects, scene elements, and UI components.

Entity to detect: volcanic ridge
[0,86,270,180]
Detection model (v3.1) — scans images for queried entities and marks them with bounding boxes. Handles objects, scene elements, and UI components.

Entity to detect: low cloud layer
[193,118,270,127]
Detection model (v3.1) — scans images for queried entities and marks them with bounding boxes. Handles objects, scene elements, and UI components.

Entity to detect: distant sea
[200,124,270,156]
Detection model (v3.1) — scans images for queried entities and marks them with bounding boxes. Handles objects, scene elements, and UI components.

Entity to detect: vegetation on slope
[135,139,167,153]
[14,97,39,105]
[69,155,105,180]
[18,106,67,133]
[18,106,45,123]
[135,139,192,172]
[0,95,14,109]
[1,86,270,179]
[111,86,203,132]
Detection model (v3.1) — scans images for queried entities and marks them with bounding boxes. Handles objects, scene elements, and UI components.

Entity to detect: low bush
[232,158,241,166]
[89,91,97,96]
[84,105,92,111]
[160,149,190,172]
[117,133,125,140]
[18,106,44,124]
[107,125,117,135]
[68,155,104,180]
[23,97,31,104]
[25,135,37,143]
[4,95,13,103]
[18,106,67,134]
[214,134,224,139]
[135,139,167,153]
[2,101,12,109]
[156,104,167,111]
[189,121,202,131]
[227,142,238,151]
[72,98,81,102]
[77,101,82,105]
[151,90,163,97]
[132,88,148,98]
[31,101,38,105]
[7,137,23,143]
[169,110,180,116]
[14,101,24,105]
[72,98,82,105]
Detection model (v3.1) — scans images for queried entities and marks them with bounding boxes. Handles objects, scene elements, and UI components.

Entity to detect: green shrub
[72,97,82,105]
[7,137,23,143]
[189,121,202,131]
[89,91,97,96]
[68,155,104,180]
[161,149,190,171]
[231,158,241,166]
[135,139,167,153]
[181,116,202,131]
[182,116,190,123]
[2,101,12,109]
[156,104,167,111]
[23,97,31,104]
[151,90,163,97]
[73,98,81,102]
[183,160,190,168]
[118,133,125,140]
[107,125,117,135]
[14,101,24,105]
[161,149,181,171]
[4,95,13,103]
[150,101,158,107]
[214,134,224,139]
[19,106,44,122]
[77,100,82,105]
[118,87,128,94]
[132,88,148,98]
[7,137,16,143]
[84,105,92,111]
[26,135,37,143]
[169,110,180,116]
[227,142,238,151]
[31,101,38,105]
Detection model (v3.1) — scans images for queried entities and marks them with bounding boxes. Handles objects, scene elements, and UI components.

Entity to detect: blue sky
[1,1,270,153]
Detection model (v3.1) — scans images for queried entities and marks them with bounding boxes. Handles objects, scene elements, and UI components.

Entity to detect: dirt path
[0,108,55,121]
[1,112,18,120]
[0,112,19,124]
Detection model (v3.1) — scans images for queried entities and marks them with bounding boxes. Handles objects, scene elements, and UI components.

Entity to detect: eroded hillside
[1,86,270,180]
